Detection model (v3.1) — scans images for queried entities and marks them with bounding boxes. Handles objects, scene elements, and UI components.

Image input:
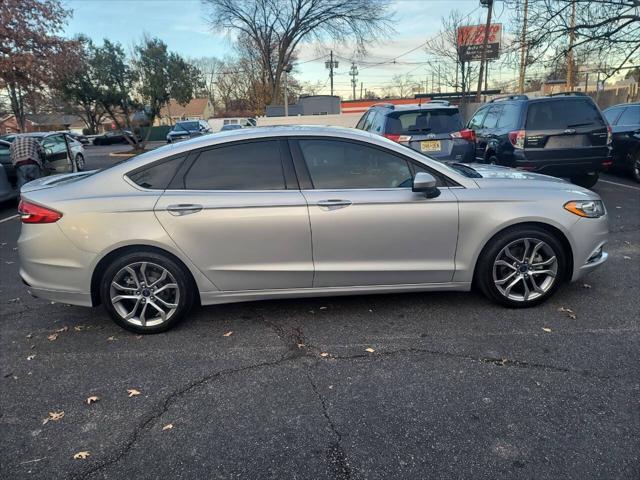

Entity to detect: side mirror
[412,172,440,198]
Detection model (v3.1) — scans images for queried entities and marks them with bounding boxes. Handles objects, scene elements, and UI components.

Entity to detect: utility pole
[566,0,577,90]
[283,63,293,116]
[476,0,494,102]
[325,51,339,96]
[517,0,529,94]
[360,82,363,100]
[349,62,359,100]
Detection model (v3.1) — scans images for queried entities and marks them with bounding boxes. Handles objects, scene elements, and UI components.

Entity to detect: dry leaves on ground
[558,307,577,319]
[54,326,68,333]
[73,451,90,460]
[42,411,64,425]
[222,331,233,337]
[365,347,375,353]
[162,424,173,431]
[320,352,329,357]
[106,336,116,341]
[86,396,100,405]
[127,389,141,397]
[582,283,592,289]
[47,333,58,341]
[27,355,36,361]
[542,327,553,333]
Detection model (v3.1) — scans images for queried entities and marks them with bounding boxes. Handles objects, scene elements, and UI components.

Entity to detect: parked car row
[357,94,639,185]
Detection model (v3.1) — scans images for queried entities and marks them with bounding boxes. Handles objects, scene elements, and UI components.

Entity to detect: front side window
[183,140,285,190]
[42,135,66,155]
[468,107,487,130]
[298,139,412,189]
[482,105,502,129]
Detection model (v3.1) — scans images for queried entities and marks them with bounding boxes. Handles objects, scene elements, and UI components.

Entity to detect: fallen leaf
[319,306,328,310]
[320,352,329,357]
[5,261,14,265]
[222,331,233,337]
[54,326,68,333]
[542,327,552,333]
[9,298,20,303]
[106,336,115,341]
[135,335,143,340]
[42,411,64,425]
[26,333,33,339]
[623,256,631,260]
[73,325,86,331]
[127,389,141,397]
[581,283,592,289]
[47,333,58,341]
[558,307,577,319]
[86,396,99,405]
[73,451,90,460]
[27,355,36,361]
[365,347,375,353]
[296,343,305,348]
[500,358,508,365]
[162,423,173,431]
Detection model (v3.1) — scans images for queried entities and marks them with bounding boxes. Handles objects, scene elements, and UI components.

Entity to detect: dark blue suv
[468,93,611,188]
[355,102,476,163]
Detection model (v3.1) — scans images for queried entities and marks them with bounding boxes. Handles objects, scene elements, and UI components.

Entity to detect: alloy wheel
[109,262,180,327]
[492,238,558,302]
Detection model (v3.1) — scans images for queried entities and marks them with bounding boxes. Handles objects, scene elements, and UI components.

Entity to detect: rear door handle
[166,204,203,216]
[317,199,352,210]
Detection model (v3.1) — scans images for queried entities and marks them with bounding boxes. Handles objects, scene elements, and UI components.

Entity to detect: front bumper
[569,215,609,281]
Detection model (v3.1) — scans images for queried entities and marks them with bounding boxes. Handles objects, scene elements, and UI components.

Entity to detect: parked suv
[468,93,611,188]
[166,120,212,143]
[356,101,476,163]
[603,102,640,182]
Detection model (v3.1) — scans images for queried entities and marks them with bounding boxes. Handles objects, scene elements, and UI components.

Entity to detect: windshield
[386,109,463,134]
[174,122,199,131]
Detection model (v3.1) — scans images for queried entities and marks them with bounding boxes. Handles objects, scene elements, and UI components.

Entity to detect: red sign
[457,24,502,61]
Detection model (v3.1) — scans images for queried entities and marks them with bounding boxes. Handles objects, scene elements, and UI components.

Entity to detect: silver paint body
[18,126,608,307]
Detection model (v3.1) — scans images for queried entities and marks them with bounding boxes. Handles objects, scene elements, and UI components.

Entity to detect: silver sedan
[17,126,608,333]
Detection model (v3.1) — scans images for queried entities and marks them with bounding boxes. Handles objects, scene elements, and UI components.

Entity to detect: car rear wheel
[476,227,566,308]
[570,173,598,189]
[631,151,640,183]
[99,251,195,333]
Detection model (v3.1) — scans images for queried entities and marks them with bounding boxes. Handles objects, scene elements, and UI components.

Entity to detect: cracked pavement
[0,149,639,479]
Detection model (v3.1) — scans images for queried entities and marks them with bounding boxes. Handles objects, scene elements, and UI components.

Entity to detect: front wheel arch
[90,245,200,307]
[472,222,574,289]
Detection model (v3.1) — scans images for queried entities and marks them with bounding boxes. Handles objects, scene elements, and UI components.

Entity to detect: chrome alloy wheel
[109,262,180,327]
[492,238,558,302]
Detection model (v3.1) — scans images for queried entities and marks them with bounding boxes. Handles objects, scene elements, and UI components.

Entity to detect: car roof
[604,102,640,110]
[372,102,457,113]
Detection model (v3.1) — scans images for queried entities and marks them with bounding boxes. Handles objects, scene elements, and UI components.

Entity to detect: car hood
[466,163,568,183]
[20,171,96,193]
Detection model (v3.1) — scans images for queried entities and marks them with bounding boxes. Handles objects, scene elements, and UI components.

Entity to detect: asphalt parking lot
[1,144,639,479]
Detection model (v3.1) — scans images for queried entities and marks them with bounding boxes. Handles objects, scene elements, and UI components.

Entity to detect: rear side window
[355,112,369,130]
[184,140,285,190]
[526,99,605,130]
[128,156,184,189]
[617,105,640,126]
[385,109,463,135]
[467,108,487,130]
[603,106,624,125]
[497,103,522,129]
[298,139,412,189]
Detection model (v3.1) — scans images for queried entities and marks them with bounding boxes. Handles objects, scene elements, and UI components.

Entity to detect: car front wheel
[476,227,566,308]
[99,251,195,333]
[570,173,598,189]
[75,153,85,171]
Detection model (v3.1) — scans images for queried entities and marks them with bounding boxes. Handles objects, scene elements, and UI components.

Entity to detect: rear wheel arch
[90,245,200,307]
[472,221,574,287]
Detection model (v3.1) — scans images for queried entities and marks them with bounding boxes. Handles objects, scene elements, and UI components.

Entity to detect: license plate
[420,140,441,152]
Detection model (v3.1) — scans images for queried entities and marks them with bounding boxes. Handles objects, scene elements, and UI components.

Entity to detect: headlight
[564,200,606,218]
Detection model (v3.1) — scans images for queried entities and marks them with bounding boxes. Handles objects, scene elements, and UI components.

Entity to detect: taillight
[606,125,612,145]
[451,129,476,142]
[383,133,412,143]
[508,130,526,149]
[18,199,62,224]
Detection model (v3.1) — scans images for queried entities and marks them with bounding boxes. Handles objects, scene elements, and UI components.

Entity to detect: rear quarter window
[526,99,605,130]
[128,156,184,189]
[617,105,640,126]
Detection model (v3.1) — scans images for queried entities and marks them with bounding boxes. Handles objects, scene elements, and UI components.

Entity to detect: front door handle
[166,204,203,216]
[317,199,352,210]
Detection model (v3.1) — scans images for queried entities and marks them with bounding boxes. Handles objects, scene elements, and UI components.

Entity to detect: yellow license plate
[420,140,441,152]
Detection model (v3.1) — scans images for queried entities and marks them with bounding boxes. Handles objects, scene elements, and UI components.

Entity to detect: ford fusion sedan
[18,126,608,333]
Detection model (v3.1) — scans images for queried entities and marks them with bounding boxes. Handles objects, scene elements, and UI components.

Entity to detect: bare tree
[523,0,640,80]
[202,0,393,105]
[390,74,418,98]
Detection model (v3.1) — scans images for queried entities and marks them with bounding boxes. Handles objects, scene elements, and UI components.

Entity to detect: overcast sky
[63,0,516,97]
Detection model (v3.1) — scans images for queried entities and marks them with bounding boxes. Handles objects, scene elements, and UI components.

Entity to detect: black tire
[75,153,85,171]
[99,250,195,333]
[630,151,640,183]
[570,173,598,189]
[476,226,567,308]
